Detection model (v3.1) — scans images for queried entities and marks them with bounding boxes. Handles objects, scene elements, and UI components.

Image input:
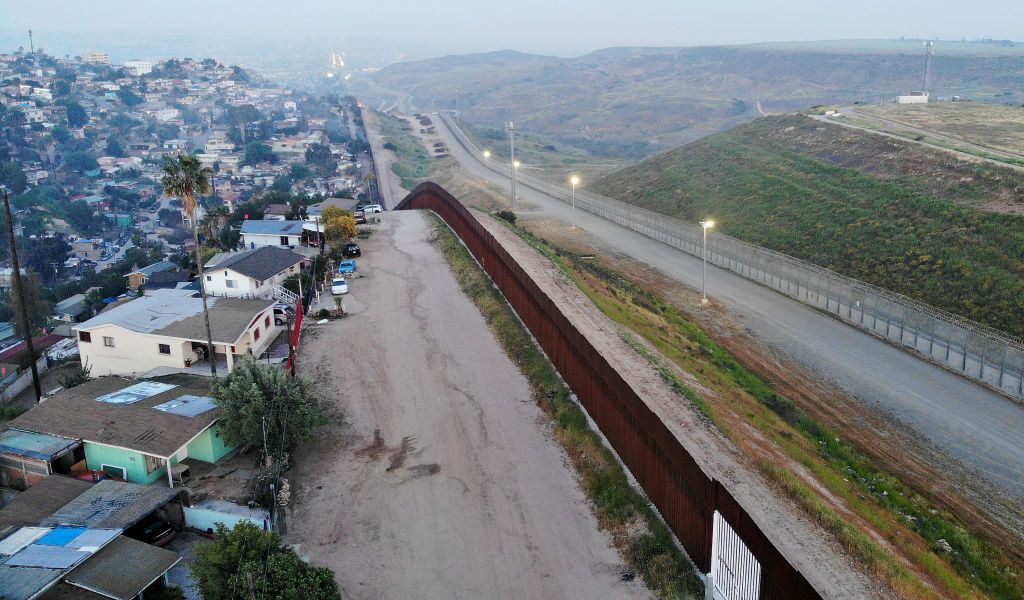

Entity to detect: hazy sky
[1,0,1021,57]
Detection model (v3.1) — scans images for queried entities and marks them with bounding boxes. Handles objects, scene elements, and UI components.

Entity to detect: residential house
[52,294,92,324]
[0,429,82,490]
[140,270,193,292]
[240,220,304,249]
[203,246,304,299]
[8,375,237,487]
[124,261,180,290]
[0,268,26,291]
[0,526,180,600]
[73,288,278,375]
[72,239,103,261]
[263,203,291,220]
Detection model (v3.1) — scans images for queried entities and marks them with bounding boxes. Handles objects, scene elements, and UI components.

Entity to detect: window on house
[280,236,289,246]
[264,316,270,327]
[206,275,212,281]
[158,343,171,355]
[225,279,236,288]
[144,454,162,474]
[78,331,91,343]
[253,328,261,341]
[103,336,115,347]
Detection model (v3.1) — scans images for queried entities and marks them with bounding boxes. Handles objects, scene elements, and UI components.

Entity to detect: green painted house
[8,376,236,487]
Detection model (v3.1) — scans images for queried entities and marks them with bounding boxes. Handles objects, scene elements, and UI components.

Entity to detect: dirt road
[360,106,408,208]
[430,113,1024,503]
[287,212,651,600]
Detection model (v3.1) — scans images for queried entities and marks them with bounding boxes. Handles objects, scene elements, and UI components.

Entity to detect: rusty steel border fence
[439,114,1024,401]
[397,182,821,599]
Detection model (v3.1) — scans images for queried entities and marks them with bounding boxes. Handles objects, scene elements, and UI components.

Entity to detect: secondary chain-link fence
[441,114,1024,400]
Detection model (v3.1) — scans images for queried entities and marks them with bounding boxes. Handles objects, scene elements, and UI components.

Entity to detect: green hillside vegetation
[591,114,1024,338]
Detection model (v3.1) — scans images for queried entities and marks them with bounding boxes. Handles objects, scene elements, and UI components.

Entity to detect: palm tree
[161,154,218,377]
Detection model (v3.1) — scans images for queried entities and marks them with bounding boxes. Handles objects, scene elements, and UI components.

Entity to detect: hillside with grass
[590,114,1024,337]
[364,41,1024,158]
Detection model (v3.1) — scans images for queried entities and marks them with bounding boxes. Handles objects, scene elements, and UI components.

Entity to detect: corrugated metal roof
[153,394,217,417]
[42,480,179,530]
[96,382,178,405]
[0,429,80,461]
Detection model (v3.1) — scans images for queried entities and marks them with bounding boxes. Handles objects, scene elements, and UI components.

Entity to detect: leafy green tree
[243,142,277,166]
[64,201,98,233]
[190,522,339,600]
[289,163,312,180]
[10,273,51,338]
[161,153,217,376]
[104,137,126,157]
[271,175,291,193]
[116,88,143,107]
[0,161,27,194]
[50,125,73,146]
[212,356,325,452]
[59,100,88,127]
[63,151,98,172]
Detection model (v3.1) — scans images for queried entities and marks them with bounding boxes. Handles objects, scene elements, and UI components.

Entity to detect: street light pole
[1,188,42,402]
[700,220,715,305]
[506,121,516,210]
[483,149,490,168]
[570,175,580,229]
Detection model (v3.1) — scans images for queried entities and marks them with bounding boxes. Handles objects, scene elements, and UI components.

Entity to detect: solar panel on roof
[96,381,177,404]
[152,394,217,416]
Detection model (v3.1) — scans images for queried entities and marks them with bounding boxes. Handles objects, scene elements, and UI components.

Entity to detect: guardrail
[440,114,1024,401]
[397,182,821,599]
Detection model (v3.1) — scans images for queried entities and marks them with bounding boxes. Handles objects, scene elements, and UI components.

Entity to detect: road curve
[429,113,1024,501]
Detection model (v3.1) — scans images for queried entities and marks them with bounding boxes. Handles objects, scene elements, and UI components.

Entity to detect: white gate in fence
[708,510,761,600]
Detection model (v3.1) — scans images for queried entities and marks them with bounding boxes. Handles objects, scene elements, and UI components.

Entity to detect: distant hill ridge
[368,40,1024,157]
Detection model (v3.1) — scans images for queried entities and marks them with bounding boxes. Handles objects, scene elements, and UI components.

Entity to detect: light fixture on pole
[570,175,580,229]
[505,121,516,210]
[483,149,491,166]
[700,220,715,305]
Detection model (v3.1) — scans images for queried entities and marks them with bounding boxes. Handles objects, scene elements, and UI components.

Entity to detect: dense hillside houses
[0,47,371,397]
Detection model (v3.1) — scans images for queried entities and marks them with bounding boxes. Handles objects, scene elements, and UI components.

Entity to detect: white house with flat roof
[239,220,305,249]
[73,289,277,376]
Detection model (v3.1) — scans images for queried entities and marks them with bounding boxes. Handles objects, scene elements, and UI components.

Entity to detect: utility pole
[506,121,516,210]
[2,188,42,402]
[921,41,934,91]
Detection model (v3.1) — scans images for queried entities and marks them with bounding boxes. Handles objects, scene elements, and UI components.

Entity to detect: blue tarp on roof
[0,429,79,461]
[36,527,87,547]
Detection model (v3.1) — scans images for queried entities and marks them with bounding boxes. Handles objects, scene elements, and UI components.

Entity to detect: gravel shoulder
[286,211,651,600]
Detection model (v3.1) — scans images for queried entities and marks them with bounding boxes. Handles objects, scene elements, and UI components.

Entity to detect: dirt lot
[286,211,650,599]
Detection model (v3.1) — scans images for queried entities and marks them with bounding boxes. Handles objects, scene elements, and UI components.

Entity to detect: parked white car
[364,204,383,213]
[331,278,349,295]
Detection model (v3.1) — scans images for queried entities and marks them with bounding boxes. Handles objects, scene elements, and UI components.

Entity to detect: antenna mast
[28,29,34,54]
[921,41,934,91]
